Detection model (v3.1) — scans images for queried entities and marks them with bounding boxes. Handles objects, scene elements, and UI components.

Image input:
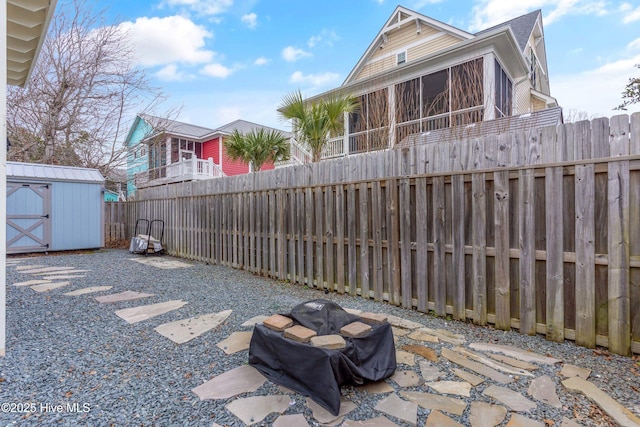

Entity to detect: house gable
[345,6,472,85]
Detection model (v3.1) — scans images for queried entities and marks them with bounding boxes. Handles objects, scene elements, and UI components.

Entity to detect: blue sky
[98,0,640,130]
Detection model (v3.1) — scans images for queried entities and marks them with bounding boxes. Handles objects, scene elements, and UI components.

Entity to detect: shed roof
[7,162,105,183]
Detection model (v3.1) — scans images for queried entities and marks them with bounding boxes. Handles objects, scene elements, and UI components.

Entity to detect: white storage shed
[6,162,105,254]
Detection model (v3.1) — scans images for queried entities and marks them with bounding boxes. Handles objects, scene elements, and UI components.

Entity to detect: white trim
[1,0,8,356]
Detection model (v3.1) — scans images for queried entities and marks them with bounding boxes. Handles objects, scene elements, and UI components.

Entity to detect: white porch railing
[166,157,224,180]
[280,137,345,167]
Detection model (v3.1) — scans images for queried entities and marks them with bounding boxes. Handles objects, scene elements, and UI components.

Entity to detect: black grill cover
[248,299,396,415]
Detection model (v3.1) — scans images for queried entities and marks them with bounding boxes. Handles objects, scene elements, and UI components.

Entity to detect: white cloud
[241,13,258,29]
[621,4,640,23]
[156,64,192,81]
[200,63,234,78]
[119,16,213,66]
[553,54,640,118]
[469,0,608,31]
[628,38,640,51]
[254,57,270,66]
[162,0,233,15]
[290,71,340,87]
[307,29,340,48]
[282,46,312,62]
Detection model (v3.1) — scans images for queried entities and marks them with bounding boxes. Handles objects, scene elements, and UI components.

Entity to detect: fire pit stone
[263,314,294,332]
[340,321,373,338]
[284,325,317,343]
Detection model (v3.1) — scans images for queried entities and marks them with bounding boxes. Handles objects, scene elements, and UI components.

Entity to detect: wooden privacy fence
[104,202,127,242]
[129,114,640,355]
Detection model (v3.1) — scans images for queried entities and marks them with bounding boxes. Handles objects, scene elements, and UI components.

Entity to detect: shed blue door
[6,181,52,254]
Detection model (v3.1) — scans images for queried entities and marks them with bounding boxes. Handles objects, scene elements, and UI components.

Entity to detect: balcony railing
[166,157,224,179]
[135,157,224,187]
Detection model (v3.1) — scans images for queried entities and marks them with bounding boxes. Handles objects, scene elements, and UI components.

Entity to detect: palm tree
[223,128,290,172]
[279,90,358,162]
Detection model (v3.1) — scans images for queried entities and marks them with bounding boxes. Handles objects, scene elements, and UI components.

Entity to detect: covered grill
[248,299,396,415]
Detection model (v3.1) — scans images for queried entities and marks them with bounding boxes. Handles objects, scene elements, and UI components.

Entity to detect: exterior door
[6,182,52,254]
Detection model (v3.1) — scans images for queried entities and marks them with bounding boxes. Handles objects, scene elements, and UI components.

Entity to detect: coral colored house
[125,115,288,196]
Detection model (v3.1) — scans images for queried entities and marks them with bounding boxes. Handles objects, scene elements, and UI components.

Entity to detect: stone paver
[284,325,317,343]
[343,308,362,315]
[402,344,438,362]
[562,376,640,427]
[451,368,485,386]
[469,401,507,427]
[114,300,187,324]
[41,275,86,280]
[13,279,51,287]
[419,361,444,381]
[483,385,537,412]
[155,310,232,344]
[400,391,467,416]
[442,348,514,384]
[273,414,310,427]
[469,343,562,365]
[391,326,411,337]
[527,375,561,408]
[407,329,439,343]
[560,364,591,379]
[19,266,75,274]
[506,413,544,427]
[30,281,70,292]
[15,264,45,270]
[390,370,423,387]
[226,395,290,425]
[385,315,423,329]
[396,350,416,366]
[192,365,265,399]
[485,353,538,371]
[358,381,394,394]
[264,314,294,331]
[425,410,463,427]
[95,291,154,303]
[128,257,191,269]
[342,416,399,426]
[306,397,356,425]
[216,331,253,354]
[374,393,418,426]
[454,347,534,377]
[242,315,269,327]
[426,381,471,397]
[310,334,346,349]
[414,327,465,345]
[64,286,112,296]
[359,312,387,325]
[340,321,372,338]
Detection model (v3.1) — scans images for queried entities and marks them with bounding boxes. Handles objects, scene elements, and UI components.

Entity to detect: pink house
[126,115,287,194]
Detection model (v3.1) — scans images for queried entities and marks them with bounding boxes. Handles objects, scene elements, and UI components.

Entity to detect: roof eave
[7,0,59,87]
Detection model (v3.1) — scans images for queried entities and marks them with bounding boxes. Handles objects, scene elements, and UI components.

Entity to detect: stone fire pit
[248,299,397,416]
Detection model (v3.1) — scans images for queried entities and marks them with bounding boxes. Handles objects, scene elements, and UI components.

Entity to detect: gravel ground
[0,249,639,426]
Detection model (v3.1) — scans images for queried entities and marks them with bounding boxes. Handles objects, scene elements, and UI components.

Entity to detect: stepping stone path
[10,261,640,426]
